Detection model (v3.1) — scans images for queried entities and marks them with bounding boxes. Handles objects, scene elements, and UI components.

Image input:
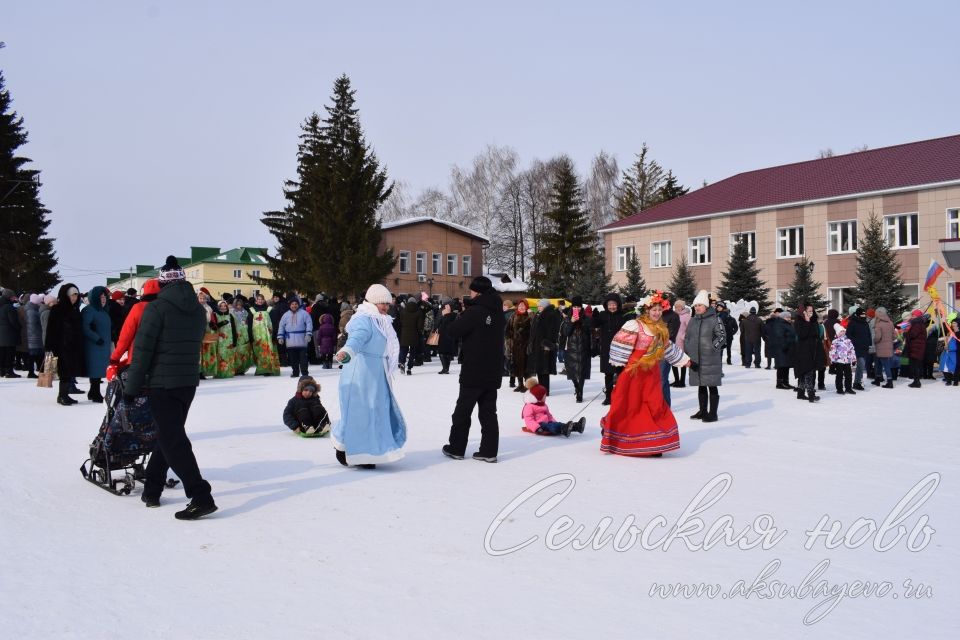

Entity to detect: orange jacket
[109,279,160,365]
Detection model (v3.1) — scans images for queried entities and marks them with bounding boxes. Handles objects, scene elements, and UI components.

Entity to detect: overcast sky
[5,0,959,291]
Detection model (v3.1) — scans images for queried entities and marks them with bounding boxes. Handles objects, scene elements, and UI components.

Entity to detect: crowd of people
[4,270,958,519]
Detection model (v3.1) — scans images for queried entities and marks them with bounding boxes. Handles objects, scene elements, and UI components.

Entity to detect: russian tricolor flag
[923,259,945,291]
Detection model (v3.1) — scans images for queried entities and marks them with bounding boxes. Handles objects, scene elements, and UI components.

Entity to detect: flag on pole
[923,259,945,291]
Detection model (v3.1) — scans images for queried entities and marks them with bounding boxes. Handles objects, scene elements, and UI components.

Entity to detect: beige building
[600,134,960,311]
[108,247,273,300]
[380,217,487,299]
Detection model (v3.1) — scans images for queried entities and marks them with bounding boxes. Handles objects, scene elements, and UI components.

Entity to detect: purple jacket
[315,314,337,356]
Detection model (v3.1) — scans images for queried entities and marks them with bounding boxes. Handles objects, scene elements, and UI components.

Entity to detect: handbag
[37,352,57,388]
[609,320,640,367]
[426,331,440,346]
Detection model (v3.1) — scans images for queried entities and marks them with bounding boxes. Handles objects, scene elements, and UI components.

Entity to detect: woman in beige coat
[872,306,895,387]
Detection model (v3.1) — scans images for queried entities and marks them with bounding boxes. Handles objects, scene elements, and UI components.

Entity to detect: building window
[777,226,804,258]
[650,241,671,268]
[252,289,260,298]
[415,252,426,274]
[447,254,457,276]
[948,208,959,239]
[688,236,711,265]
[729,232,756,260]
[828,287,857,313]
[775,290,788,307]
[884,213,919,248]
[251,269,261,279]
[432,253,442,274]
[901,284,919,307]
[233,289,242,297]
[827,221,857,254]
[462,255,472,277]
[398,251,411,273]
[233,269,242,279]
[615,245,635,271]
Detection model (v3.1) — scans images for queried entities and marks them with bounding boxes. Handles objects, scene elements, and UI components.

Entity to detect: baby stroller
[79,367,176,495]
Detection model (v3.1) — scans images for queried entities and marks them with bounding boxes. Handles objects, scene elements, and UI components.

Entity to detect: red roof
[602,133,960,231]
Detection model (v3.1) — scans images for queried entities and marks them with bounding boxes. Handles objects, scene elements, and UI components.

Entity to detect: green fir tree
[717,236,770,313]
[0,50,59,292]
[655,170,689,204]
[618,252,646,301]
[259,75,395,298]
[782,256,827,312]
[614,143,665,219]
[531,156,593,296]
[569,249,613,303]
[667,255,697,304]
[850,210,912,318]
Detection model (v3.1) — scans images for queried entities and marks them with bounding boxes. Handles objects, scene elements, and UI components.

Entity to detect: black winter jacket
[125,281,206,396]
[593,293,625,373]
[448,291,505,389]
[0,296,20,347]
[526,305,562,376]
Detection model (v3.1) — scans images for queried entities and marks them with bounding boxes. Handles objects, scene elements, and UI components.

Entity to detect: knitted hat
[866,308,876,318]
[692,290,710,307]
[911,309,922,318]
[126,288,137,297]
[524,377,547,403]
[111,290,125,301]
[142,279,161,296]
[29,293,43,305]
[570,295,584,307]
[834,323,846,335]
[780,311,793,320]
[200,287,212,297]
[364,284,392,305]
[158,255,185,286]
[43,294,56,305]
[469,276,493,294]
[537,298,549,309]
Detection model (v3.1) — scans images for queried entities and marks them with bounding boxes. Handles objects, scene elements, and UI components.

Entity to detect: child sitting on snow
[521,377,585,437]
[282,375,331,435]
[828,323,857,395]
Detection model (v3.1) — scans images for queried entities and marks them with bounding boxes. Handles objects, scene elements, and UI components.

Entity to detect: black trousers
[287,347,308,376]
[776,366,791,387]
[295,404,328,428]
[399,345,417,371]
[0,345,14,374]
[834,363,852,392]
[910,357,923,382]
[535,370,551,395]
[447,386,499,457]
[143,386,212,504]
[439,354,452,373]
[671,366,686,385]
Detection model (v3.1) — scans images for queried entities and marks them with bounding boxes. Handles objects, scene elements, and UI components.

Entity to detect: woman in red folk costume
[600,291,691,457]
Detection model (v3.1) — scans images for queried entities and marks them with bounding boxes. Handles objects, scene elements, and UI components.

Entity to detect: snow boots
[88,379,104,403]
[174,500,218,521]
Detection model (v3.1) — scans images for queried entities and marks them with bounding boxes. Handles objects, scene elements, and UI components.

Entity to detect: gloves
[278,337,285,345]
[109,358,120,367]
[106,364,118,382]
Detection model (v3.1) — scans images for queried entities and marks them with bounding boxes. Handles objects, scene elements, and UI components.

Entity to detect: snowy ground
[1,354,957,639]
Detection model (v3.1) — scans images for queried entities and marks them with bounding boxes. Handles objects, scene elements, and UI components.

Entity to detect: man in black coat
[125,256,216,520]
[740,308,763,368]
[269,292,287,366]
[659,296,681,406]
[526,299,562,395]
[442,276,506,463]
[844,306,872,390]
[593,292,625,405]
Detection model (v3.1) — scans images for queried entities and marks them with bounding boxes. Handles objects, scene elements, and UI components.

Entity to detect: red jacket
[110,280,160,365]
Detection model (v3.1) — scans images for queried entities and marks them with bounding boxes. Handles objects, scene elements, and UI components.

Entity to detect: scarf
[357,301,400,374]
[625,316,669,375]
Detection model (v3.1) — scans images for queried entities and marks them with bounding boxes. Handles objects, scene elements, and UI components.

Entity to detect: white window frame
[947,208,959,240]
[447,254,457,276]
[233,289,242,297]
[252,289,260,298]
[884,213,919,249]
[251,269,261,279]
[432,253,442,274]
[827,220,858,254]
[415,251,426,274]
[233,269,242,279]
[827,287,857,313]
[729,231,757,261]
[775,289,789,307]
[777,226,805,258]
[650,241,671,268]
[462,255,472,277]
[398,250,411,274]
[615,245,635,271]
[688,236,711,265]
[901,283,920,306]
[948,282,957,311]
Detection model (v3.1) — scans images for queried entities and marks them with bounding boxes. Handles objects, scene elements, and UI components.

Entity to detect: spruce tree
[850,210,912,318]
[782,256,827,312]
[717,236,770,313]
[655,170,689,204]
[618,252,646,301]
[259,75,394,298]
[614,143,665,219]
[568,249,613,303]
[531,157,593,296]
[667,255,697,304]
[0,54,59,292]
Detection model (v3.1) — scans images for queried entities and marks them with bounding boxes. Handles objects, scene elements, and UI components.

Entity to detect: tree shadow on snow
[190,424,283,440]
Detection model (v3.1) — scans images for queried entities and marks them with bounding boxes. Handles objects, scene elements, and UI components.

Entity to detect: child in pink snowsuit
[521,377,584,437]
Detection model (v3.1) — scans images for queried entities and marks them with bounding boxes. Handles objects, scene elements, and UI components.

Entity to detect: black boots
[602,390,611,406]
[57,395,78,406]
[88,379,104,403]
[703,391,719,422]
[797,389,807,400]
[908,380,921,388]
[691,388,708,419]
[335,449,348,466]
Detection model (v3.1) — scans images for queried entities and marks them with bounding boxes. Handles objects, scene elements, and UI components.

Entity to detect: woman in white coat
[333,284,407,469]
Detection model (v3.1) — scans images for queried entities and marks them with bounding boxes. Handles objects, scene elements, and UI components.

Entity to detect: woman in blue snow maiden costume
[333,284,407,469]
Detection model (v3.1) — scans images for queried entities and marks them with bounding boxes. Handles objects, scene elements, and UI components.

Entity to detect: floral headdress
[638,290,671,311]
